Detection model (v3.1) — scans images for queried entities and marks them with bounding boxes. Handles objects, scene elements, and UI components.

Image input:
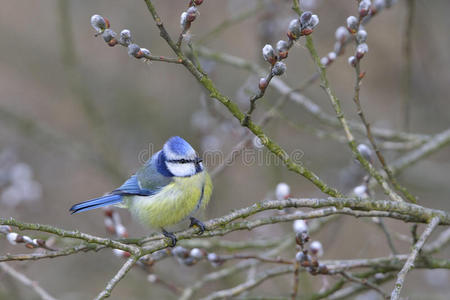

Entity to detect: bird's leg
[161,228,177,247]
[189,217,206,235]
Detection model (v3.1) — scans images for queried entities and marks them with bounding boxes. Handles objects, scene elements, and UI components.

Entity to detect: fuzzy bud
[348,56,357,67]
[309,15,319,28]
[147,274,157,283]
[276,40,289,59]
[115,224,128,237]
[335,26,350,42]
[253,136,264,149]
[128,43,143,58]
[327,52,337,62]
[262,44,276,65]
[296,231,310,246]
[102,29,118,47]
[359,0,372,18]
[172,246,189,258]
[356,29,368,44]
[293,220,308,234]
[119,29,132,46]
[0,225,12,234]
[33,239,47,248]
[103,207,114,217]
[353,185,369,198]
[22,236,34,245]
[207,252,222,266]
[186,6,198,22]
[287,19,302,40]
[140,48,151,58]
[207,252,218,261]
[271,61,286,76]
[310,241,324,257]
[181,256,196,266]
[180,12,189,29]
[276,182,290,200]
[296,251,312,264]
[295,251,306,262]
[320,56,329,66]
[320,52,336,66]
[258,78,268,91]
[357,143,373,162]
[91,14,109,34]
[334,42,343,55]
[373,0,386,13]
[299,11,312,26]
[104,218,114,233]
[190,248,204,259]
[113,249,130,258]
[346,16,359,34]
[356,43,369,59]
[6,232,19,245]
[300,12,319,36]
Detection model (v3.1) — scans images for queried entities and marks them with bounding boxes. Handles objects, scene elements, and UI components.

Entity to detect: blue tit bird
[69,136,213,245]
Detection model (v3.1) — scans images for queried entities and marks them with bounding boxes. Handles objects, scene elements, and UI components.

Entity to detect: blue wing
[70,174,156,214]
[112,174,155,196]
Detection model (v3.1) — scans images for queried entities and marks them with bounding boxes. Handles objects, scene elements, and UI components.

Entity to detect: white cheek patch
[166,162,196,177]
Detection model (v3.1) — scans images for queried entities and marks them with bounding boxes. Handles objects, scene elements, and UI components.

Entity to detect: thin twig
[223,254,293,265]
[200,266,292,300]
[94,255,140,300]
[0,244,105,262]
[0,262,58,300]
[291,259,301,300]
[353,55,417,203]
[339,271,388,299]
[145,54,183,64]
[391,216,440,300]
[390,128,450,174]
[375,218,398,255]
[329,273,395,300]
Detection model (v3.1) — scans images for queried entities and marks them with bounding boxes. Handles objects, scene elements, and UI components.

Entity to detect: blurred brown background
[1,0,449,299]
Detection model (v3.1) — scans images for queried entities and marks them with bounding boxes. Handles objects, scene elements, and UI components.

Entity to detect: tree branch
[391,216,440,300]
[94,255,140,300]
[0,262,58,300]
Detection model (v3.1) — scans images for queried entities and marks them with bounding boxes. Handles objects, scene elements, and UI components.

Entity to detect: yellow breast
[127,171,212,229]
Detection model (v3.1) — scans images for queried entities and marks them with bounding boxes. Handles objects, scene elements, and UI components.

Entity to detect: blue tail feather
[69,194,123,214]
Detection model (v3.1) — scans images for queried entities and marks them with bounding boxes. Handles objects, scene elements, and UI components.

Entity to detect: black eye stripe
[166,159,201,164]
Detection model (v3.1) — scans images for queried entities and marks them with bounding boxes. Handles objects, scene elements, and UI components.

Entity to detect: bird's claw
[189,217,206,235]
[162,229,177,247]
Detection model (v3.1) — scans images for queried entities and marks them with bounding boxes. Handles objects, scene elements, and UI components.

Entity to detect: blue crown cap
[164,136,195,157]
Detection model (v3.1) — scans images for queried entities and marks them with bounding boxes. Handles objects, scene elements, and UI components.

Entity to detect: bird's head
[157,136,204,177]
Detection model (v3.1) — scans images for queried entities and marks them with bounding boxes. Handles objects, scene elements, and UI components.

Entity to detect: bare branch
[0,262,58,300]
[391,216,440,300]
[94,255,140,300]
